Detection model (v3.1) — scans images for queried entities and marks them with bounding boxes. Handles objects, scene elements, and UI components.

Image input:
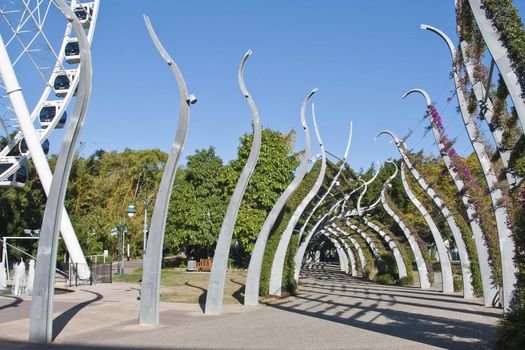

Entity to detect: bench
[197,258,212,272]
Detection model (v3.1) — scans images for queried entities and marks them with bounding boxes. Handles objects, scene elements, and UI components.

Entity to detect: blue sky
[14,1,525,171]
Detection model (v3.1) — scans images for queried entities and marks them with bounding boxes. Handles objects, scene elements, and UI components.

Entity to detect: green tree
[165,147,226,258]
[220,128,298,266]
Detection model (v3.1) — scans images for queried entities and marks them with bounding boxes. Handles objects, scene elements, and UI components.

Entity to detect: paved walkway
[0,265,501,349]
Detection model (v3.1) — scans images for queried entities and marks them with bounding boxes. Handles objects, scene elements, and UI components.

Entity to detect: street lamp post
[123,204,136,275]
[143,195,153,256]
[112,204,136,277]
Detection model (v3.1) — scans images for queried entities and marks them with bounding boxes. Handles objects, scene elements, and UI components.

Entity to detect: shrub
[376,274,394,285]
[397,275,414,286]
[453,275,463,292]
[495,308,525,350]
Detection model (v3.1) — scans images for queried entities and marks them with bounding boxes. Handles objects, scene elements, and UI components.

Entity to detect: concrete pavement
[0,264,501,349]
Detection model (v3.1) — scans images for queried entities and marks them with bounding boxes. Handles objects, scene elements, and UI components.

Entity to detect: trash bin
[187,260,197,272]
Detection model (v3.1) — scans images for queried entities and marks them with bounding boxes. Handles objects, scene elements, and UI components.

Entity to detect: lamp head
[187,94,197,105]
[127,204,137,218]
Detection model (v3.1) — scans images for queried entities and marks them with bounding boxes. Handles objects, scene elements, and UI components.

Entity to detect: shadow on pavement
[0,340,226,350]
[0,295,23,310]
[184,281,207,312]
[52,290,103,340]
[267,266,499,349]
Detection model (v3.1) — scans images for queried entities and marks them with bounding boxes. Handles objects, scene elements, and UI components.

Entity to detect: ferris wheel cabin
[0,161,28,188]
[65,38,80,64]
[39,101,67,129]
[53,70,76,97]
[19,139,50,156]
[74,3,94,28]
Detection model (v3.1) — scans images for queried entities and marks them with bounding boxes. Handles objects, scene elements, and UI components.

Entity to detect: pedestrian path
[0,265,501,349]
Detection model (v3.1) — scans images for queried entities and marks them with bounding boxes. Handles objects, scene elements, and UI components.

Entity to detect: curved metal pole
[296,122,353,242]
[205,50,262,314]
[332,225,367,276]
[355,161,380,216]
[458,41,519,188]
[292,198,343,282]
[326,228,357,276]
[380,161,431,289]
[29,2,92,342]
[466,0,525,133]
[139,16,195,326]
[346,164,408,278]
[400,163,453,293]
[404,86,497,303]
[377,130,462,294]
[361,218,408,278]
[421,23,515,309]
[402,88,473,297]
[269,105,327,296]
[344,220,381,259]
[244,88,317,306]
[323,231,350,274]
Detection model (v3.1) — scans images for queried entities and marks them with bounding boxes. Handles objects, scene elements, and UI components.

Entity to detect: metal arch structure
[457,43,520,188]
[376,130,471,296]
[244,89,317,306]
[400,88,473,298]
[291,149,363,284]
[331,225,367,275]
[289,122,353,283]
[360,218,407,278]
[380,161,431,289]
[269,105,327,296]
[292,197,344,282]
[421,23,515,310]
[343,220,381,260]
[205,49,262,315]
[404,86,497,304]
[376,131,451,292]
[321,230,351,274]
[28,1,92,342]
[466,0,525,133]
[295,122,353,242]
[351,172,408,279]
[325,228,358,276]
[138,16,197,326]
[0,0,100,277]
[399,162,453,293]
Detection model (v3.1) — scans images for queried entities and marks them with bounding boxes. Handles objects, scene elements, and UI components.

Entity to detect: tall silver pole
[244,89,317,306]
[380,161,431,289]
[421,24,515,309]
[467,0,525,133]
[143,204,148,254]
[139,16,196,326]
[404,86,497,304]
[205,50,262,315]
[29,1,92,342]
[269,105,326,296]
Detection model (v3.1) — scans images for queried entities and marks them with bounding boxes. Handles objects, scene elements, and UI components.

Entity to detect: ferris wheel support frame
[0,13,89,278]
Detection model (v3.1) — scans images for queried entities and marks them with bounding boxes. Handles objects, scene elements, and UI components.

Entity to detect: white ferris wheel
[0,0,100,270]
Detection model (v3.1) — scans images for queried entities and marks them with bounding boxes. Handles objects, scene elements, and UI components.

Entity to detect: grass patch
[114,267,246,305]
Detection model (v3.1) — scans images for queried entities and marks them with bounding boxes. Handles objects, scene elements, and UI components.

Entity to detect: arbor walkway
[0,265,500,349]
